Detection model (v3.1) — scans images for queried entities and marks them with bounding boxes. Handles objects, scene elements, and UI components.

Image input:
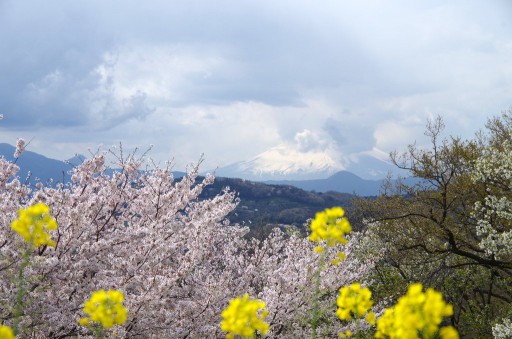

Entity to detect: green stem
[311,249,327,339]
[13,247,31,336]
[94,325,104,339]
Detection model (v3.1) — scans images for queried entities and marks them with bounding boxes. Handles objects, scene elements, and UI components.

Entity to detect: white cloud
[294,129,325,152]
[373,120,426,151]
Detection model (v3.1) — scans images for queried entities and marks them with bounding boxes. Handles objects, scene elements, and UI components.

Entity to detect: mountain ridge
[215,145,342,181]
[0,143,74,184]
[0,143,399,195]
[264,170,383,196]
[214,145,403,182]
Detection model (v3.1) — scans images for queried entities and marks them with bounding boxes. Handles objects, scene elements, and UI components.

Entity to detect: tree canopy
[355,112,512,337]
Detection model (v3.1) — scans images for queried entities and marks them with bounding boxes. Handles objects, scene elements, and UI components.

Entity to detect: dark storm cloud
[0,0,380,129]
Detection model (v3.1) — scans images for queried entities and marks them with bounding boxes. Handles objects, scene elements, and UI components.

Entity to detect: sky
[1,1,512,176]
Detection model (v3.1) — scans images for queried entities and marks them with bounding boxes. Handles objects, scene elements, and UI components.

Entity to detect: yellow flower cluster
[79,290,127,329]
[0,325,14,339]
[375,283,459,339]
[336,283,375,326]
[10,203,58,247]
[339,329,353,338]
[220,294,269,338]
[309,207,351,254]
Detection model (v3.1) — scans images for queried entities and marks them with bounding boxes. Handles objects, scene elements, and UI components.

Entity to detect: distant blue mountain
[265,170,420,196]
[0,144,415,195]
[264,171,383,196]
[0,143,186,186]
[0,143,74,185]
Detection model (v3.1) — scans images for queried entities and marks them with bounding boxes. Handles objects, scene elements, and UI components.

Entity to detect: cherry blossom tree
[0,143,375,338]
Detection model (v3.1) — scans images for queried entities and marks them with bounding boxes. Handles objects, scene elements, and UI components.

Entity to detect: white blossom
[472,137,512,258]
[14,138,25,158]
[492,318,512,339]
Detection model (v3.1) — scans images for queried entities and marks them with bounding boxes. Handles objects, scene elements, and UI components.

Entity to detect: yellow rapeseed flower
[309,207,351,254]
[439,326,459,339]
[336,283,375,325]
[339,329,353,338]
[0,325,14,339]
[375,283,458,339]
[79,289,127,329]
[220,294,269,338]
[330,252,347,266]
[10,203,58,247]
[365,311,376,325]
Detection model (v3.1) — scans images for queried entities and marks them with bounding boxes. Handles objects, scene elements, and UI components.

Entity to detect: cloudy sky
[1,1,511,176]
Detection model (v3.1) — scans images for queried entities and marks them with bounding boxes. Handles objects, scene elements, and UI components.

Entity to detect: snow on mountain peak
[217,142,344,180]
[215,129,401,181]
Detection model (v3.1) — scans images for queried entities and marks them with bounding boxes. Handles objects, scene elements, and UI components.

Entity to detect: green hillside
[199,176,355,236]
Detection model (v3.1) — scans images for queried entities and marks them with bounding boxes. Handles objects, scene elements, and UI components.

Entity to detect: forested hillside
[198,176,355,235]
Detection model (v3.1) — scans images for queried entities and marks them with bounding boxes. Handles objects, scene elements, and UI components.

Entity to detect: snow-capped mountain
[214,142,405,181]
[215,144,345,181]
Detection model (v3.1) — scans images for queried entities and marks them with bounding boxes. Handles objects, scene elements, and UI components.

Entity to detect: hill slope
[265,170,383,196]
[199,176,355,230]
[0,143,74,184]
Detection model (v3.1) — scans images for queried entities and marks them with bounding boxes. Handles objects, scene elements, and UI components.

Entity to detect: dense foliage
[199,176,355,230]
[355,113,512,337]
